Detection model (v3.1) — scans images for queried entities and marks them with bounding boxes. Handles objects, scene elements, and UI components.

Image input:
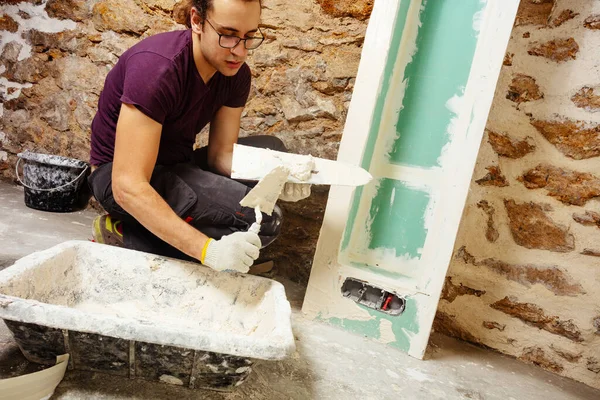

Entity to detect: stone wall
[0,0,371,284]
[435,0,600,389]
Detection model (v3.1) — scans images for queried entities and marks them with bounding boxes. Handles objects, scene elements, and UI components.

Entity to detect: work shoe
[92,214,123,247]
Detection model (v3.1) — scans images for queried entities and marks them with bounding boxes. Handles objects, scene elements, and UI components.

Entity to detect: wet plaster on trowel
[240,165,291,232]
[275,154,315,182]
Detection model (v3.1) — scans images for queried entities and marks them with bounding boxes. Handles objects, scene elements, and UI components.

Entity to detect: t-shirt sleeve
[120,52,179,124]
[224,63,252,108]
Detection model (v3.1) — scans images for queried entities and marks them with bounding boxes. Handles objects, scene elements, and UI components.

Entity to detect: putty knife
[231,144,372,187]
[239,166,290,234]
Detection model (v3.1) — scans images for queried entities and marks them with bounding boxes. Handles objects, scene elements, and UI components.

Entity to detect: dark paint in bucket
[17,152,91,213]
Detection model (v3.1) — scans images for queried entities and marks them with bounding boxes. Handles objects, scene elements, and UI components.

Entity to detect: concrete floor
[0,181,598,400]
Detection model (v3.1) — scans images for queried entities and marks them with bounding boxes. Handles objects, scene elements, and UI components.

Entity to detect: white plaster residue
[379,318,396,344]
[0,75,32,118]
[437,92,467,169]
[159,375,184,386]
[285,155,315,181]
[472,0,488,34]
[385,369,400,379]
[0,1,76,59]
[404,368,434,383]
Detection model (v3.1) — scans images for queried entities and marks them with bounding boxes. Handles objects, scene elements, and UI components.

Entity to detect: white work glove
[201,231,261,273]
[279,182,311,202]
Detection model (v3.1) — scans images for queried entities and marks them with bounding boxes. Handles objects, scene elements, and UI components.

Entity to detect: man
[88,0,310,273]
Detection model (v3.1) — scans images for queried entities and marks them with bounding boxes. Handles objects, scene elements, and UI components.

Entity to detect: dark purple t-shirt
[90,29,251,166]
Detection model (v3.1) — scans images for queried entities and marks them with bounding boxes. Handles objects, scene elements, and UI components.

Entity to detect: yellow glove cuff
[200,238,213,264]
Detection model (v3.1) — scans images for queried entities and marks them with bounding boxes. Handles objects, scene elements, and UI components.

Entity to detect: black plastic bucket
[16,152,91,213]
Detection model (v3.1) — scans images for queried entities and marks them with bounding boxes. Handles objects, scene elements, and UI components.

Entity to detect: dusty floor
[0,182,599,399]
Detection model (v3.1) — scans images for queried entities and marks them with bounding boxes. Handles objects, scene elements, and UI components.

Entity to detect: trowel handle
[249,222,261,234]
[248,206,262,235]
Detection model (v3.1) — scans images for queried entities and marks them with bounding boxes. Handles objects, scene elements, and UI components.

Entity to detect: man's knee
[262,136,287,152]
[238,135,287,153]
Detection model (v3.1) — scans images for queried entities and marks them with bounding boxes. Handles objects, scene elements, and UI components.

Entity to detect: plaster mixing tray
[0,241,295,391]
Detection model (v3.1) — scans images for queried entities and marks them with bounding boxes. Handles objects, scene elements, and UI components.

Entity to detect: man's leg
[88,136,287,261]
[88,163,203,260]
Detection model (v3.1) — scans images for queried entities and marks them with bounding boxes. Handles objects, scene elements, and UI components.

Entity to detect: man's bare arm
[111,103,209,261]
[206,105,244,176]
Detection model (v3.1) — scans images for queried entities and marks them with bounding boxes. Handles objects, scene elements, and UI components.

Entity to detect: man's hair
[179,0,261,29]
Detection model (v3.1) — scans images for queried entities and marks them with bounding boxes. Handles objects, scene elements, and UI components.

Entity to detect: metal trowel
[239,166,290,234]
[232,144,373,186]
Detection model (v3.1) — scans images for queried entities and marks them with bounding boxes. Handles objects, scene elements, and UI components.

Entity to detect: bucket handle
[15,157,89,192]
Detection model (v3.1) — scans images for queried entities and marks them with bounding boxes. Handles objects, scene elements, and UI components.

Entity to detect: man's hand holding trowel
[202,144,373,274]
[202,165,291,274]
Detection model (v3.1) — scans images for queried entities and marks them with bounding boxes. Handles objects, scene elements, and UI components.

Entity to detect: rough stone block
[550,9,578,27]
[441,277,485,303]
[45,0,90,22]
[551,345,582,363]
[571,86,600,112]
[483,321,506,331]
[520,347,564,373]
[477,200,499,243]
[587,358,600,374]
[572,211,600,228]
[491,297,582,342]
[528,38,579,62]
[514,0,555,26]
[584,15,600,30]
[531,119,600,160]
[520,164,600,206]
[504,200,575,252]
[455,247,583,296]
[475,166,509,187]
[0,14,19,33]
[506,74,544,104]
[487,130,535,158]
[317,0,373,20]
[92,0,149,35]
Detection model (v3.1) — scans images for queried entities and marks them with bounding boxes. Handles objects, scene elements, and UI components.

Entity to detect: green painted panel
[318,297,420,351]
[389,0,482,167]
[359,0,412,172]
[341,0,412,252]
[367,179,429,259]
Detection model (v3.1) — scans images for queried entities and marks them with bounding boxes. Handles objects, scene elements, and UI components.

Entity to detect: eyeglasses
[205,19,264,50]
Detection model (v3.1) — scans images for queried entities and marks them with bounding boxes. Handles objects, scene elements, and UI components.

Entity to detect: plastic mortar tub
[0,241,295,391]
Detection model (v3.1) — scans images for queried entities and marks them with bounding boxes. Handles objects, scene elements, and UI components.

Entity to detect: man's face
[193,0,261,77]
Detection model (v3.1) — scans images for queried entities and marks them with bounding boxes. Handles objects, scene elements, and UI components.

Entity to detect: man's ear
[190,7,203,34]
